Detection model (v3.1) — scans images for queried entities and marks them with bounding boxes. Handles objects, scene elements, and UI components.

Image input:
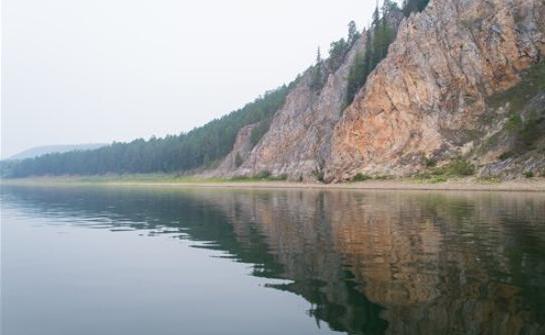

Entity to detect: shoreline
[2,176,545,192]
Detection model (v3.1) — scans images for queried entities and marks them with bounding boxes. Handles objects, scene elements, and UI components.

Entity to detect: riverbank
[2,175,545,192]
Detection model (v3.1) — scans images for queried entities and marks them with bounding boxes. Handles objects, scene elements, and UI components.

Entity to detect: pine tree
[348,20,358,45]
[372,2,380,27]
[403,0,430,16]
[382,0,398,15]
[310,46,324,90]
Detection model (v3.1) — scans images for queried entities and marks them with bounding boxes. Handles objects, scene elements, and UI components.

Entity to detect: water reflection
[2,185,544,334]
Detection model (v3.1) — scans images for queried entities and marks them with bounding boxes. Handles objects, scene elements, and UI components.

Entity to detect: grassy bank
[2,174,545,192]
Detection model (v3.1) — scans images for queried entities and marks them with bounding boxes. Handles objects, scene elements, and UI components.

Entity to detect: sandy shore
[2,177,545,192]
[175,179,545,192]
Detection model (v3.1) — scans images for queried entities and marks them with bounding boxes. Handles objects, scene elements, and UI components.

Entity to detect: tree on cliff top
[402,0,430,16]
[345,0,429,107]
[348,20,360,45]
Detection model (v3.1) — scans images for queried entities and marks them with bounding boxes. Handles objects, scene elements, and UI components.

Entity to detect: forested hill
[2,0,432,178]
[2,84,292,177]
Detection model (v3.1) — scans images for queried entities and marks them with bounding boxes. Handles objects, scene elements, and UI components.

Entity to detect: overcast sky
[2,0,390,158]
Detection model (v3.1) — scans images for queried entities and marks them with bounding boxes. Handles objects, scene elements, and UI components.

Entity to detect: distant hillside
[8,144,107,160]
[3,83,291,177]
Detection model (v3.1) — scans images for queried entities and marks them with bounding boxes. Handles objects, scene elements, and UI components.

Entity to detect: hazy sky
[2,0,388,158]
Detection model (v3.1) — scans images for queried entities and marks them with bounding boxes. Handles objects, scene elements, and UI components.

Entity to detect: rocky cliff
[210,123,258,175]
[217,30,374,180]
[214,0,545,182]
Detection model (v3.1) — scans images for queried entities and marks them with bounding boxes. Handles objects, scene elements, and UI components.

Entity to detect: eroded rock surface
[212,123,258,176]
[325,0,545,181]
[213,0,545,182]
[233,34,371,181]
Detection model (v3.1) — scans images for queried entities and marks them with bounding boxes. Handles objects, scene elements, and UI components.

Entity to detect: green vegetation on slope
[486,61,545,158]
[346,0,430,106]
[402,0,430,17]
[487,61,545,112]
[4,85,291,177]
[310,21,361,91]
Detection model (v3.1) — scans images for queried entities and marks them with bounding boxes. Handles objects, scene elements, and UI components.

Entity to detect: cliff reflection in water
[3,186,545,334]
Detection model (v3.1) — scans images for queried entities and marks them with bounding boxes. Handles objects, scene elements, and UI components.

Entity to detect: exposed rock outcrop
[211,123,258,176]
[233,33,372,181]
[215,8,405,181]
[214,0,545,182]
[325,0,545,181]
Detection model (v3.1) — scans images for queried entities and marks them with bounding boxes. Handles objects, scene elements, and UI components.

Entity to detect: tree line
[345,0,430,106]
[3,85,291,177]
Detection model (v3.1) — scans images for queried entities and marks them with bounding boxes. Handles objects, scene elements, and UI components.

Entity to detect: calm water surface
[1,185,545,335]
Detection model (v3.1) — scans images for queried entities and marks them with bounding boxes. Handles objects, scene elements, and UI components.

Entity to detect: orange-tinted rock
[325,0,545,181]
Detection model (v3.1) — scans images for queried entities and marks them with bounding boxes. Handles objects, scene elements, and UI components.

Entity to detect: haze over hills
[2,0,544,180]
[7,144,108,161]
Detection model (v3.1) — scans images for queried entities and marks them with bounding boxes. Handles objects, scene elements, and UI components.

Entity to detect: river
[1,185,544,334]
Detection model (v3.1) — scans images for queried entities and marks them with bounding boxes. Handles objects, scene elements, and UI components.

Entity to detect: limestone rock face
[214,0,545,181]
[325,0,545,181]
[222,9,406,181]
[212,123,257,176]
[233,34,371,181]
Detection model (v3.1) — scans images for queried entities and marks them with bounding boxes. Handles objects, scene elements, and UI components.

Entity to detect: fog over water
[1,0,390,158]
